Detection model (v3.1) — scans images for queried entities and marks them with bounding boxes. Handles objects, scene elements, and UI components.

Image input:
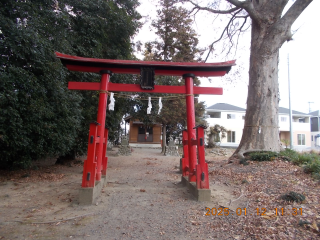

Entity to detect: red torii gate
[55,52,235,203]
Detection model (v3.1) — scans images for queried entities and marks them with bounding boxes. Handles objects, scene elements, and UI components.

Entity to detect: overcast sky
[134,0,320,114]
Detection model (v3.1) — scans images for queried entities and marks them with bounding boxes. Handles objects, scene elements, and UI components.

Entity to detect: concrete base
[181,176,211,202]
[129,143,161,148]
[79,176,107,205]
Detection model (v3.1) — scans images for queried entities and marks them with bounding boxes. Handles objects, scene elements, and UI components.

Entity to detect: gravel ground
[0,147,319,239]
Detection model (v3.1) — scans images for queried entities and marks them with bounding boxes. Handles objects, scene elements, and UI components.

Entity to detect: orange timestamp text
[205,207,303,216]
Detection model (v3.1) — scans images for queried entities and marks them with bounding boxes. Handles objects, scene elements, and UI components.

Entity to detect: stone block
[181,176,211,201]
[78,176,107,205]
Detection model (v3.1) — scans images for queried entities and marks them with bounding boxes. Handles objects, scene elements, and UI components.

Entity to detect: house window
[299,118,305,123]
[209,112,221,118]
[281,117,287,122]
[312,135,314,141]
[227,131,236,143]
[227,114,236,119]
[311,117,319,131]
[297,134,305,145]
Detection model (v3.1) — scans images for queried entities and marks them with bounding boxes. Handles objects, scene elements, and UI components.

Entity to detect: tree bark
[161,124,167,154]
[234,18,282,158]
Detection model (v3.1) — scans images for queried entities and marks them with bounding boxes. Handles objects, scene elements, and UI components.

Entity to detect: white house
[309,110,320,148]
[206,103,246,147]
[206,103,312,149]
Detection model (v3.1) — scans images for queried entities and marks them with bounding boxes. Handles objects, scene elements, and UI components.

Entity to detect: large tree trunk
[234,19,283,158]
[230,0,314,159]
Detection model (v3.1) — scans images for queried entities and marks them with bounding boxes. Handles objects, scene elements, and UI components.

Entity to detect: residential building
[278,107,311,149]
[309,110,320,147]
[206,103,246,147]
[206,103,312,149]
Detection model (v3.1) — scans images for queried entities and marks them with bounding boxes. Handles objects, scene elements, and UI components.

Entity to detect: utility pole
[288,54,293,149]
[308,102,314,113]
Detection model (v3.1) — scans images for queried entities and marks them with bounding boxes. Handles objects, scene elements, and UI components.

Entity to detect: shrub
[279,149,320,178]
[279,148,300,162]
[239,158,249,165]
[249,151,279,161]
[303,159,320,174]
[281,191,305,203]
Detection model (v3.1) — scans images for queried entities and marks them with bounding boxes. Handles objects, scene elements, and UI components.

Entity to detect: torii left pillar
[184,74,197,183]
[79,70,111,205]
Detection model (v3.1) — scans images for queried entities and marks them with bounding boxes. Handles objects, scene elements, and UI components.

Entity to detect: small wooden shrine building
[124,116,162,147]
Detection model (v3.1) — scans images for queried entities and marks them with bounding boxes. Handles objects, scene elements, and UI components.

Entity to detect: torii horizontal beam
[68,82,223,95]
[56,52,236,77]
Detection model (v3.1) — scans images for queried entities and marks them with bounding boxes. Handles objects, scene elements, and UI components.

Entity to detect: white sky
[134,0,320,114]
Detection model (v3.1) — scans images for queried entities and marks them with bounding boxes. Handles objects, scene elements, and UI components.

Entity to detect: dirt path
[0,147,319,239]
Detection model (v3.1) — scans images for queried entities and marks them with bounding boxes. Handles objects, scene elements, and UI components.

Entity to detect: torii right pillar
[182,73,211,201]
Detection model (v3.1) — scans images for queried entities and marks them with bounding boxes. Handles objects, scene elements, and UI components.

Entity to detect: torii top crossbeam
[56,52,235,95]
[56,52,235,77]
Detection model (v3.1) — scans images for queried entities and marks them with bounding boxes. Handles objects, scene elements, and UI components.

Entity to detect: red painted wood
[185,76,197,183]
[68,81,223,95]
[194,86,223,95]
[56,52,236,77]
[196,163,209,189]
[56,52,235,67]
[68,82,100,91]
[101,128,109,176]
[191,139,198,146]
[196,127,206,167]
[195,126,209,189]
[95,73,109,181]
[82,123,98,188]
[66,64,229,77]
[182,130,189,177]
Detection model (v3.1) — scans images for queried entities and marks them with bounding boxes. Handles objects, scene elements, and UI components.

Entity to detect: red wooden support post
[82,122,99,187]
[182,130,189,176]
[95,70,111,181]
[184,74,197,182]
[101,128,109,176]
[194,125,209,189]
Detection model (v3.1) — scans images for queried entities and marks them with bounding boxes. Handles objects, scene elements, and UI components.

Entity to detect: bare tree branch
[204,9,249,62]
[182,0,241,14]
[281,0,313,28]
[226,0,261,23]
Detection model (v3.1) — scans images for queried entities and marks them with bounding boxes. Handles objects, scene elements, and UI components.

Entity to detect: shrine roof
[55,52,236,77]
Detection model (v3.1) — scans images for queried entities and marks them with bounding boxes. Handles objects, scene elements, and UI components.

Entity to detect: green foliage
[132,0,206,141]
[249,151,279,161]
[147,0,204,62]
[303,159,320,175]
[0,0,141,168]
[239,158,249,166]
[207,124,227,148]
[278,149,320,179]
[281,191,305,203]
[279,148,300,162]
[281,139,290,148]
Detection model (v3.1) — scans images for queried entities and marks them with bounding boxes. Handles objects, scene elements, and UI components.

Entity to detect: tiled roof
[309,110,320,116]
[207,103,311,116]
[206,103,246,112]
[278,107,309,116]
